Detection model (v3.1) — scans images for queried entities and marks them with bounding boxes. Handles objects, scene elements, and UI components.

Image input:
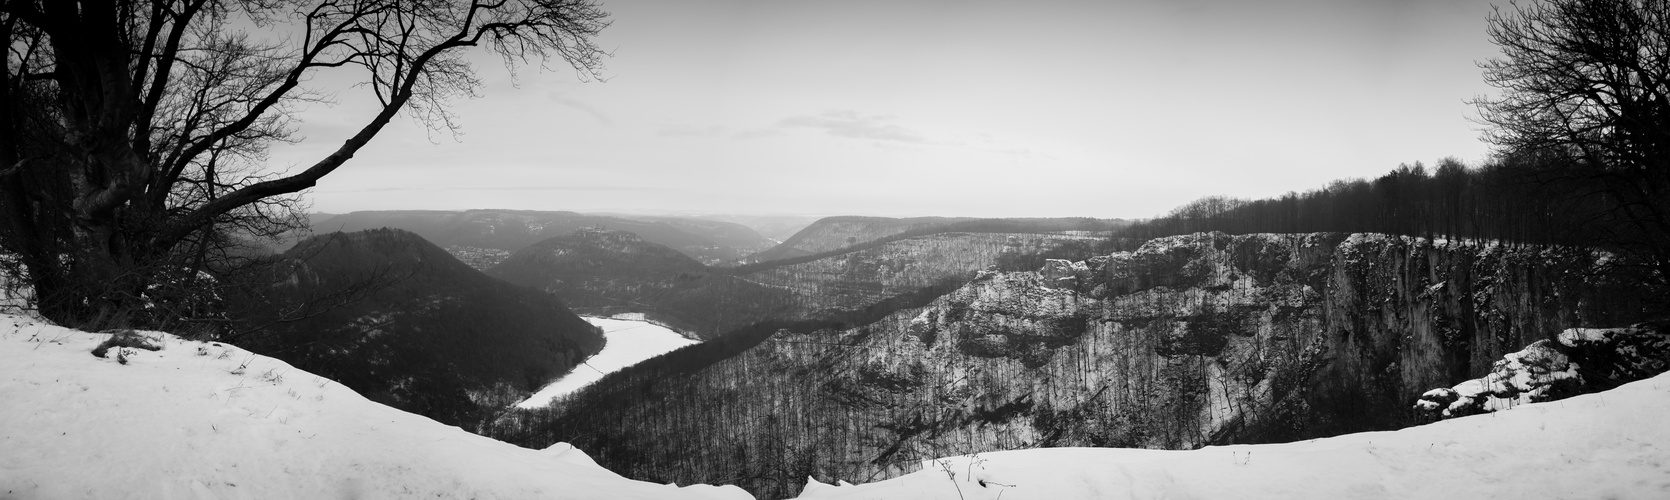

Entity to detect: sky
[268,0,1506,219]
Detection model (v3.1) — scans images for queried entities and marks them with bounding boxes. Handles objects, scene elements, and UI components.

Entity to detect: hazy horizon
[273,0,1504,220]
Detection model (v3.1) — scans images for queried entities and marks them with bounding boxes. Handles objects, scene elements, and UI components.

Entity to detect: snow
[516,315,699,409]
[1436,341,1583,415]
[0,314,748,500]
[796,372,1670,499]
[1560,327,1616,344]
[6,308,1669,500]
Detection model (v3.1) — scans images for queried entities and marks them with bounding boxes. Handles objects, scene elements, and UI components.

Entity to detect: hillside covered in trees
[233,229,603,429]
[1118,157,1667,286]
[487,220,1115,339]
[747,216,1126,264]
[313,210,776,267]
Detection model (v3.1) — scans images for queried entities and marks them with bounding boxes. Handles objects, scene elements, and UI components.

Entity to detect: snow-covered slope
[518,315,699,408]
[6,308,1668,500]
[0,314,749,500]
[795,371,1670,499]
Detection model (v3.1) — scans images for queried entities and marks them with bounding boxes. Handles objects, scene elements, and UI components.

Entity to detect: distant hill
[487,229,710,312]
[488,226,1112,339]
[747,216,979,262]
[309,209,773,267]
[307,212,341,226]
[747,216,1128,263]
[584,213,824,243]
[239,228,604,429]
[584,213,784,250]
[486,229,789,337]
[687,214,823,242]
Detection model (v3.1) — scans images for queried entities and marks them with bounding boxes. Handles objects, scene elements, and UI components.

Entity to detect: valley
[225,210,1668,500]
[492,230,1665,498]
[10,1,1670,498]
[483,220,1115,339]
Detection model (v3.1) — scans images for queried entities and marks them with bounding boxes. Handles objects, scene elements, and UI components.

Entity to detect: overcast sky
[270,0,1505,219]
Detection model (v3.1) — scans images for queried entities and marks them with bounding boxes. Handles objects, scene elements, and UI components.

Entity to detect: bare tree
[1474,0,1670,280]
[0,0,609,327]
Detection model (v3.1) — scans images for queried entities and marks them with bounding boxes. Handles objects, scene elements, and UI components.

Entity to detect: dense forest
[1117,156,1667,285]
[232,229,603,429]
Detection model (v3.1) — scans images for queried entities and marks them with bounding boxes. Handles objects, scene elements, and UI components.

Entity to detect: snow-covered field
[4,311,1668,499]
[517,315,698,408]
[0,314,746,500]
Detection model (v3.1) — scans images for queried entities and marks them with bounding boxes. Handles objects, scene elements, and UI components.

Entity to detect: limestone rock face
[541,232,1661,499]
[1037,259,1090,290]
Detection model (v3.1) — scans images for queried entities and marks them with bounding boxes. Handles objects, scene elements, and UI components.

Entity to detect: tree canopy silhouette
[0,0,608,328]
[1474,0,1670,280]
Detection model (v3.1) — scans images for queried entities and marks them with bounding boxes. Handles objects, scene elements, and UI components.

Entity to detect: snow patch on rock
[1416,322,1670,418]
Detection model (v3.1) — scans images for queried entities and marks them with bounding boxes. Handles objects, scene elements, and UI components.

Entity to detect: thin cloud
[545,90,612,126]
[657,124,728,138]
[777,110,930,144]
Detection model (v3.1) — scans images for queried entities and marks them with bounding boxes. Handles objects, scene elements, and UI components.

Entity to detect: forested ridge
[315,209,775,266]
[1117,157,1667,284]
[235,229,603,429]
[488,223,1117,339]
[740,216,1125,271]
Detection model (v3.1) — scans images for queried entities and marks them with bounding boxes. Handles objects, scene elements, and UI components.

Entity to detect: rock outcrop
[1415,322,1670,418]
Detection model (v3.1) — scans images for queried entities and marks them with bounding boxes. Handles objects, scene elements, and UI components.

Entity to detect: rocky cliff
[525,232,1661,499]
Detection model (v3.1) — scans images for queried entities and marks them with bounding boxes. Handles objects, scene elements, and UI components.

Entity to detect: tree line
[1116,155,1663,283]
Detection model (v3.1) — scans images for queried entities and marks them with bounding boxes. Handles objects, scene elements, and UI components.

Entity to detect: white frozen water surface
[516,315,698,409]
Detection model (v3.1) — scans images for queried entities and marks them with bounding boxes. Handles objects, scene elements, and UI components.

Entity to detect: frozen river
[516,315,698,408]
